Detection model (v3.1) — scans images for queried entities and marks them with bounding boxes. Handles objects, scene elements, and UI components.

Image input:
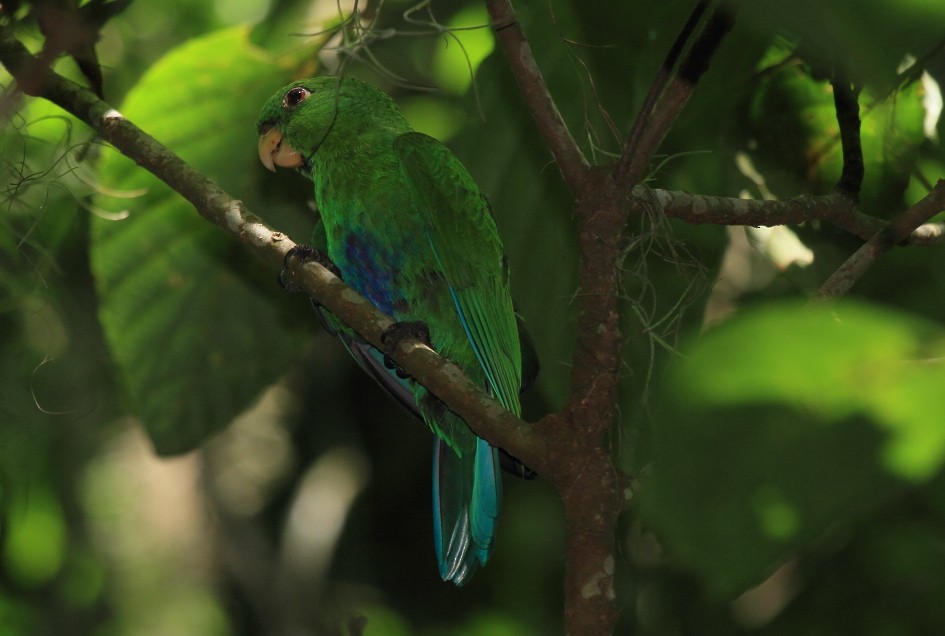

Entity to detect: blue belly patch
[341,231,405,316]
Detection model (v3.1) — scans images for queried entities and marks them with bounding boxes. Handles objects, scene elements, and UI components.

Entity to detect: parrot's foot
[278,245,342,292]
[380,320,431,379]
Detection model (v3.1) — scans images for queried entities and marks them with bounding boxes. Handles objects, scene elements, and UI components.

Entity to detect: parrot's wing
[312,301,419,415]
[394,132,525,585]
[393,132,522,415]
[312,301,536,478]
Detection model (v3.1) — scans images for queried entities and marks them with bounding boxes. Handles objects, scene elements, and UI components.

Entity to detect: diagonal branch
[616,1,710,184]
[816,180,945,299]
[484,0,589,191]
[613,4,734,187]
[0,28,548,476]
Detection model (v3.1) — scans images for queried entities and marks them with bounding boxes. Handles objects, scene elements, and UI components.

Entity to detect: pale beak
[257,127,305,172]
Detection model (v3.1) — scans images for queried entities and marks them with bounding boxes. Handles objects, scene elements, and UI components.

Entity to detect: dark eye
[283,87,311,108]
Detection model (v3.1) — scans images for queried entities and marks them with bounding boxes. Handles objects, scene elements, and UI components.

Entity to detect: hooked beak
[257,126,305,172]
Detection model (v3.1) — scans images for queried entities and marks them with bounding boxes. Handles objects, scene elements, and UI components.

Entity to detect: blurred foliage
[640,301,945,597]
[1,0,944,635]
[90,26,312,453]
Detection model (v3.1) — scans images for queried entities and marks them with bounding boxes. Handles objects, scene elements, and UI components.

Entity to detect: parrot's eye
[283,87,311,109]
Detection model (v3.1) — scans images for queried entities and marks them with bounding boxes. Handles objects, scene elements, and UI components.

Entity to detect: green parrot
[256,76,527,585]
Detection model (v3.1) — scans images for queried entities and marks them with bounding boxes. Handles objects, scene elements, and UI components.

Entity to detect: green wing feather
[393,133,521,415]
[394,132,520,584]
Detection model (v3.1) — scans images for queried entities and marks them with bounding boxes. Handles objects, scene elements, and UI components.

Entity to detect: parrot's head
[256,76,409,174]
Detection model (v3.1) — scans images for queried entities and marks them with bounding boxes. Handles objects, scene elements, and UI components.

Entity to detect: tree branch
[616,1,709,184]
[651,188,945,245]
[554,172,625,636]
[0,28,548,476]
[613,5,735,186]
[831,72,864,199]
[480,4,631,631]
[816,180,945,298]
[485,0,590,191]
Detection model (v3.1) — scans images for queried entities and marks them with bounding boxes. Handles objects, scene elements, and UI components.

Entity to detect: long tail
[432,436,501,585]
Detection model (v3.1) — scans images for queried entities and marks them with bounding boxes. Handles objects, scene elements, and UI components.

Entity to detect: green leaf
[431,5,495,95]
[727,0,945,92]
[90,27,312,454]
[2,487,67,587]
[748,45,927,217]
[859,81,927,214]
[639,301,945,597]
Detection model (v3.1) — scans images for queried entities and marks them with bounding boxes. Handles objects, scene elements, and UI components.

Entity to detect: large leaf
[90,27,312,454]
[725,0,945,92]
[748,43,927,218]
[639,301,945,597]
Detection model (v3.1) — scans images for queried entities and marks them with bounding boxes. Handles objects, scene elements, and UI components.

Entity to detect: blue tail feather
[433,437,501,585]
[311,303,507,585]
[469,437,499,562]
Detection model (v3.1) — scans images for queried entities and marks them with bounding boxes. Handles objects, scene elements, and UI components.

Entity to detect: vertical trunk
[559,445,622,635]
[556,170,627,635]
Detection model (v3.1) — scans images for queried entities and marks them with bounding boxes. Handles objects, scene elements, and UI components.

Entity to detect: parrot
[256,76,531,585]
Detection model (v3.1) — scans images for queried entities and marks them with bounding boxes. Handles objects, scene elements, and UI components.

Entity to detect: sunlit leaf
[748,44,927,217]
[90,27,312,454]
[432,5,495,95]
[859,80,927,215]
